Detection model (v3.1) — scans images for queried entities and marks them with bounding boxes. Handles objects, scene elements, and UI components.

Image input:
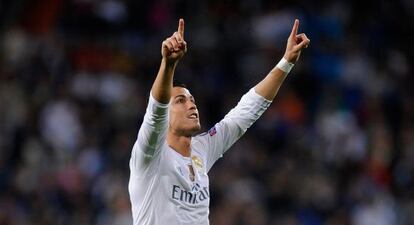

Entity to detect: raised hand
[283,19,310,63]
[162,18,187,63]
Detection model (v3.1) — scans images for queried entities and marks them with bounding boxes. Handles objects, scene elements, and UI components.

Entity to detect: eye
[190,98,196,104]
[176,98,185,104]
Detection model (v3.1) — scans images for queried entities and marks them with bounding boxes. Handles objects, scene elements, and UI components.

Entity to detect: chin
[189,124,201,136]
[175,121,201,136]
[183,123,200,136]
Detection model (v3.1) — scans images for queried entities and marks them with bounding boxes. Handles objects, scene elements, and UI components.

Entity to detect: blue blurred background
[0,0,413,224]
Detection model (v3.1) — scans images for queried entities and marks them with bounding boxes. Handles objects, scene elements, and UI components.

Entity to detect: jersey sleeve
[130,93,169,170]
[195,88,272,172]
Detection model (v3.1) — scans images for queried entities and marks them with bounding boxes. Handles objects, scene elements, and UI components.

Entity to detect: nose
[187,101,197,110]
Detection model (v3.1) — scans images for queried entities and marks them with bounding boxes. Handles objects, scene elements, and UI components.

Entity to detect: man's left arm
[254,19,310,100]
[197,19,310,171]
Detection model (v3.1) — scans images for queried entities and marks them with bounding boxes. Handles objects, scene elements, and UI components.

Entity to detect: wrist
[275,57,295,73]
[162,57,179,68]
[282,53,296,63]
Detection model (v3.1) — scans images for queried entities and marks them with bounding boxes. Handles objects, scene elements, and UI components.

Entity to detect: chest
[158,149,210,205]
[164,151,208,184]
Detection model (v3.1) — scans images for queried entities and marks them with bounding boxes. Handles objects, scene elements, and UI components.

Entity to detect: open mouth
[188,112,198,119]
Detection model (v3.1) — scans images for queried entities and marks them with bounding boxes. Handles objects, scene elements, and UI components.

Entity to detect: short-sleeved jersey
[128,88,271,225]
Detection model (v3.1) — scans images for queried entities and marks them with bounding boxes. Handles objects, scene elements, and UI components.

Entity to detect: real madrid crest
[191,155,203,170]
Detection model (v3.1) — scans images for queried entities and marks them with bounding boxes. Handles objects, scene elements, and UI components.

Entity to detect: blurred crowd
[0,0,413,224]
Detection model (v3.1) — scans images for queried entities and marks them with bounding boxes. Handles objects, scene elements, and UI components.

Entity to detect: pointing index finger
[178,18,185,38]
[290,19,299,37]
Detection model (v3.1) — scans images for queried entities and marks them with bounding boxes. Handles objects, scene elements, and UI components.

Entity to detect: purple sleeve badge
[208,126,217,136]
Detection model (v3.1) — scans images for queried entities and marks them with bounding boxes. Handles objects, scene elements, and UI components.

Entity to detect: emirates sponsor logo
[171,183,209,204]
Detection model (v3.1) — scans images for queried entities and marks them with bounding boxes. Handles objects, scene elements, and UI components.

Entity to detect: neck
[167,131,192,157]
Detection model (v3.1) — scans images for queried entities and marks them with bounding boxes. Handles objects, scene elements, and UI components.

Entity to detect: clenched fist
[162,19,187,64]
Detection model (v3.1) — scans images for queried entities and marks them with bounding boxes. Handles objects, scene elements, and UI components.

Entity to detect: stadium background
[0,0,413,224]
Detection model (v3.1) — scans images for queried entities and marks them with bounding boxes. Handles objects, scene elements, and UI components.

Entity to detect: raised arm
[254,19,310,100]
[131,19,187,166]
[195,19,310,171]
[152,18,187,103]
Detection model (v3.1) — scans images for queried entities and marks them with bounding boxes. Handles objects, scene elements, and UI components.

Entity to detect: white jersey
[128,88,271,225]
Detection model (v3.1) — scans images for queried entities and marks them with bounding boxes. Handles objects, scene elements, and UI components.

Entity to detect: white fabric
[128,88,271,225]
[275,57,294,73]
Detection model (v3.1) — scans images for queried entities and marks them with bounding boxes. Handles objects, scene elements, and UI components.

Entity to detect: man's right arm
[151,19,187,104]
[131,19,187,167]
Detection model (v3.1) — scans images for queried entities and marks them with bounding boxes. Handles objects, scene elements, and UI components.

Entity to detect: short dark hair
[173,80,187,88]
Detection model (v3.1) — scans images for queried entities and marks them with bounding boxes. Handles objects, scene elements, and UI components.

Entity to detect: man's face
[169,87,201,136]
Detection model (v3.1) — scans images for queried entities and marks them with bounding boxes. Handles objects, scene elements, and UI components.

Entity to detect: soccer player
[129,18,310,225]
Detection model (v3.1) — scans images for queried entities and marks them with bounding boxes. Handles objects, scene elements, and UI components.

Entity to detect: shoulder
[192,133,207,146]
[192,126,219,142]
[191,133,210,153]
